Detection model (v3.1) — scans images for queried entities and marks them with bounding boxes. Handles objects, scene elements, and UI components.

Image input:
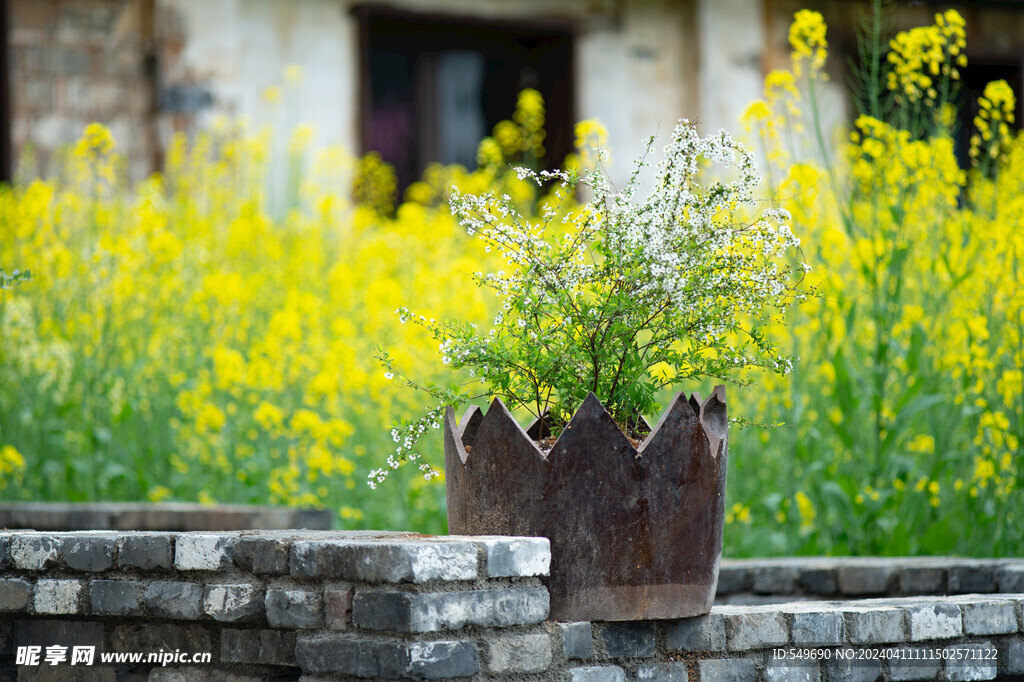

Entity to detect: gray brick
[723,610,788,650]
[949,565,997,593]
[558,621,595,659]
[791,610,845,646]
[997,565,1024,592]
[118,534,173,570]
[899,567,945,594]
[568,665,627,682]
[352,587,547,632]
[0,578,33,612]
[844,607,905,644]
[144,581,204,619]
[594,621,656,658]
[62,534,116,571]
[944,641,997,680]
[716,566,750,594]
[0,535,8,569]
[14,620,104,649]
[763,664,820,681]
[837,565,896,595]
[474,536,550,577]
[221,629,296,666]
[175,534,234,571]
[266,588,322,629]
[10,535,61,570]
[296,635,479,678]
[906,603,962,640]
[753,565,798,594]
[665,613,727,652]
[484,633,551,674]
[999,637,1024,675]
[636,662,689,681]
[696,658,755,682]
[888,647,941,681]
[798,568,837,595]
[410,641,480,680]
[324,587,352,629]
[233,536,291,575]
[291,539,478,582]
[204,583,263,622]
[34,579,84,614]
[823,657,882,682]
[962,600,1018,635]
[109,623,213,653]
[90,579,143,615]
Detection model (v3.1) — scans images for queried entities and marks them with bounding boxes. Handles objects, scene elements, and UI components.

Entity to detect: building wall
[6,0,1024,185]
[158,0,703,189]
[8,0,159,181]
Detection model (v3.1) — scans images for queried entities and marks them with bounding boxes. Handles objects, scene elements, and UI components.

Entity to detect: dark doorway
[356,7,574,191]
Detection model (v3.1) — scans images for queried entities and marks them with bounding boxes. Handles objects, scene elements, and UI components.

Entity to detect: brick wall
[2,530,1024,680]
[7,0,174,181]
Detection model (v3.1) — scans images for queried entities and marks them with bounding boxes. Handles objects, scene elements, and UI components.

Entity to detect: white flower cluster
[367,405,444,489]
[447,121,807,374]
[372,120,809,488]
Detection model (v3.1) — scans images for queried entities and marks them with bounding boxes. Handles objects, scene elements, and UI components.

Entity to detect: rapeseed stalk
[736,4,1023,556]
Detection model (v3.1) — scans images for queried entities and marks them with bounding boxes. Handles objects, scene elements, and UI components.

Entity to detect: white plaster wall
[576,0,699,188]
[159,0,357,149]
[159,0,707,189]
[697,0,765,135]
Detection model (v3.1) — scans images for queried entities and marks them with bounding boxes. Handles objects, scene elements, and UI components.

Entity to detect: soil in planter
[534,419,651,454]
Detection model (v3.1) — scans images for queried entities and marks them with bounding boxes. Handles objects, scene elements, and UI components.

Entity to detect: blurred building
[1,0,1022,186]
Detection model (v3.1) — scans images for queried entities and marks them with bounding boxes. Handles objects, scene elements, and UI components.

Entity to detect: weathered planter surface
[445,386,728,621]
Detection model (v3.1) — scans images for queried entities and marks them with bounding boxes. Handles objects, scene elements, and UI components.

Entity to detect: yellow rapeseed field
[734,8,1024,555]
[1,11,1022,555]
[0,91,561,531]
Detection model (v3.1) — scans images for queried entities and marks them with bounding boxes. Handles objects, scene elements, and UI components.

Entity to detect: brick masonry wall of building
[7,0,188,182]
[2,530,1024,680]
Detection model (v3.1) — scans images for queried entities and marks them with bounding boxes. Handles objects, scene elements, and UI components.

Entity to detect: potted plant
[374,121,809,619]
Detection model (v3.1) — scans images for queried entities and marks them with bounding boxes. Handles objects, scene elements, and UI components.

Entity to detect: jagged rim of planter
[445,385,728,464]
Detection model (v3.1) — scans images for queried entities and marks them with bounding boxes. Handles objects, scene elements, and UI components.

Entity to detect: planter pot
[444,386,728,621]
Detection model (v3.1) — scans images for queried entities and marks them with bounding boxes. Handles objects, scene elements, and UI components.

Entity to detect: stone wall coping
[718,555,1024,598]
[3,532,1024,680]
[0,502,332,531]
[0,530,551,581]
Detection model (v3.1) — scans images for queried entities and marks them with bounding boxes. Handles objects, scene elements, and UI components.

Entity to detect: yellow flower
[743,100,772,124]
[907,434,935,454]
[795,491,816,531]
[195,404,226,434]
[0,445,26,489]
[284,64,304,86]
[971,80,1016,163]
[974,458,996,485]
[262,85,282,104]
[789,10,828,78]
[493,120,523,158]
[147,485,173,502]
[887,11,966,105]
[254,401,285,431]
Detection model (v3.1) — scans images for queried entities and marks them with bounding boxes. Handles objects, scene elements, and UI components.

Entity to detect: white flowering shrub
[0,268,31,290]
[372,121,809,487]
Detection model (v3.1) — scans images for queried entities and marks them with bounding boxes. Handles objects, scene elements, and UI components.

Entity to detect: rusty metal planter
[444,386,728,621]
